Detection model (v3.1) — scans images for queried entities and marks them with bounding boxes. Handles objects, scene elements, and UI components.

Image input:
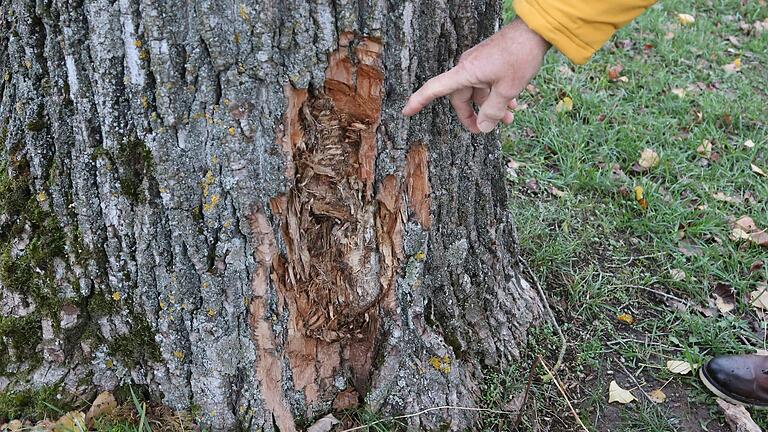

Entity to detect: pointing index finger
[402,66,469,116]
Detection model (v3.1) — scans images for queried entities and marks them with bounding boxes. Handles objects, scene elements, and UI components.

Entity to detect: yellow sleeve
[514,0,657,64]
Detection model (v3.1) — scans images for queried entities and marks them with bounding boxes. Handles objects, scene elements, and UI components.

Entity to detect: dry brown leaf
[713,282,736,315]
[638,148,660,170]
[750,283,768,310]
[608,380,636,404]
[751,163,767,177]
[677,13,696,25]
[54,411,86,432]
[697,140,713,158]
[732,216,768,247]
[671,88,686,98]
[548,185,566,198]
[670,269,686,281]
[306,414,340,432]
[666,360,693,375]
[712,192,741,204]
[648,389,667,404]
[722,58,742,74]
[86,391,117,425]
[717,398,761,432]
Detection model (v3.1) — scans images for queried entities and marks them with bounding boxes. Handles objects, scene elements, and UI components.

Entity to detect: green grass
[482,0,768,430]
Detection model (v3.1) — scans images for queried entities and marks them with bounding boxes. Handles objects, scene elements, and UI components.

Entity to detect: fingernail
[478,120,496,133]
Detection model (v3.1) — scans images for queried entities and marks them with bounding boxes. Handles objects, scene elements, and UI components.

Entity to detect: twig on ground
[519,257,567,379]
[614,284,688,305]
[512,356,540,431]
[538,356,589,432]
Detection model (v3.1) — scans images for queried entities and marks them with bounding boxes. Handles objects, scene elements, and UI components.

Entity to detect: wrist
[510,17,551,55]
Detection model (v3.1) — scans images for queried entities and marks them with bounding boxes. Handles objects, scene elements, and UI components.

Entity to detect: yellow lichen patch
[36,190,47,202]
[159,300,166,310]
[111,292,122,301]
[203,194,220,212]
[414,251,426,261]
[173,351,185,360]
[104,359,114,368]
[207,307,216,317]
[133,40,142,48]
[228,127,236,136]
[238,4,249,20]
[201,170,215,196]
[140,96,149,109]
[428,355,452,373]
[138,50,149,61]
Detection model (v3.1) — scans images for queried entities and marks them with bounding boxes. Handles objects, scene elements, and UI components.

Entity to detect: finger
[507,98,518,110]
[472,87,490,108]
[477,89,512,133]
[402,66,469,116]
[450,87,481,133]
[502,111,514,125]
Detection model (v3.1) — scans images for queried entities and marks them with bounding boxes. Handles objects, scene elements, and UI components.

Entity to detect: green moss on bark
[107,315,161,368]
[0,383,80,422]
[116,135,153,203]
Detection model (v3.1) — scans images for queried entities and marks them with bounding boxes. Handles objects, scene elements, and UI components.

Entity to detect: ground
[481,0,768,430]
[2,0,767,431]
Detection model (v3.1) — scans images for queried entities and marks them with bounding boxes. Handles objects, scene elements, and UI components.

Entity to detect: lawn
[484,0,768,430]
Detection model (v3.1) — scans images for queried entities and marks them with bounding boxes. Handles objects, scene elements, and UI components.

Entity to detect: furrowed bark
[0,0,542,430]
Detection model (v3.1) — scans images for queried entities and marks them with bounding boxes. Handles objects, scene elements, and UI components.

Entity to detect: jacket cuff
[513,0,595,65]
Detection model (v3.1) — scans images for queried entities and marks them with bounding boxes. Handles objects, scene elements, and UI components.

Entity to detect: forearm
[514,0,658,64]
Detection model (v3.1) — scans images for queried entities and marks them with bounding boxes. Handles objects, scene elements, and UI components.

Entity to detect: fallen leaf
[2,420,22,432]
[548,185,566,198]
[712,282,736,315]
[677,13,696,25]
[750,283,768,310]
[332,388,360,411]
[608,380,636,404]
[556,96,574,113]
[608,64,626,82]
[86,391,117,425]
[744,139,755,148]
[697,140,713,158]
[665,31,676,40]
[638,148,660,170]
[712,192,741,204]
[617,313,635,325]
[749,260,764,273]
[306,414,340,432]
[54,411,86,432]
[751,163,766,177]
[634,185,648,209]
[670,269,686,281]
[648,389,667,404]
[717,398,761,432]
[722,58,742,74]
[526,178,540,193]
[671,88,686,98]
[666,360,693,375]
[732,216,768,247]
[678,239,703,256]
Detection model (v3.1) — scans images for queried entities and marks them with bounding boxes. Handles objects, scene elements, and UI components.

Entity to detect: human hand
[402,18,550,133]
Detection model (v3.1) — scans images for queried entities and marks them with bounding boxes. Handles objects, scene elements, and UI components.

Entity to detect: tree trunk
[0,0,542,430]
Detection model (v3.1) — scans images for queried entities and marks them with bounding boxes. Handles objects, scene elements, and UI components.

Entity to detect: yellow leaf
[638,148,660,169]
[648,389,667,404]
[608,380,636,404]
[697,140,712,158]
[723,58,742,74]
[555,96,573,113]
[634,185,648,210]
[677,13,695,25]
[617,313,635,325]
[751,163,767,177]
[666,360,693,375]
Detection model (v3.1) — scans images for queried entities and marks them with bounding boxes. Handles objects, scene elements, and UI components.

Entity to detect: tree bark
[0,0,543,430]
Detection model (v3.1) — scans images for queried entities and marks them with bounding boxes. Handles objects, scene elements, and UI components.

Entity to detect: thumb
[476,89,512,133]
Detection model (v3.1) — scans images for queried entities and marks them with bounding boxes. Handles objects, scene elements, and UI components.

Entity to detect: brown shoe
[700,354,768,408]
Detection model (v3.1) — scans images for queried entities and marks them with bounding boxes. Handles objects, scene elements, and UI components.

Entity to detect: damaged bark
[0,0,542,430]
